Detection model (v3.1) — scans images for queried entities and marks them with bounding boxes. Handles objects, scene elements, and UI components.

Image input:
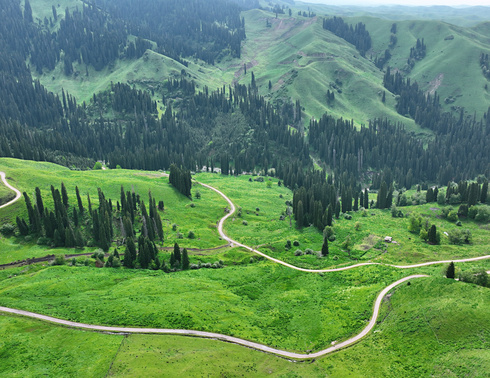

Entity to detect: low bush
[0,223,15,236]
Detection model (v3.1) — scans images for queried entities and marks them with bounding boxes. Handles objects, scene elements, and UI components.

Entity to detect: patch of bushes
[448,229,472,245]
[0,223,15,236]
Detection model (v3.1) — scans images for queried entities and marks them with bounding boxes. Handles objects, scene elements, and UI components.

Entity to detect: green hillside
[28,1,490,131]
[230,9,419,130]
[353,16,490,117]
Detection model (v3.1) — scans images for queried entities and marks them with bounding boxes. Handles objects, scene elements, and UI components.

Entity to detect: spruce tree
[296,200,304,228]
[76,186,84,213]
[428,224,438,245]
[173,243,181,266]
[35,187,44,217]
[481,181,488,204]
[61,182,69,208]
[182,248,190,270]
[446,262,455,279]
[124,237,136,268]
[321,237,329,256]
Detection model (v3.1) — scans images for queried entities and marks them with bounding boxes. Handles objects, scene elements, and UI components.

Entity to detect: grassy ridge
[355,16,490,117]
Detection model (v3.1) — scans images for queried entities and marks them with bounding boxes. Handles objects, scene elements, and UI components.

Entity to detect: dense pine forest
[0,0,489,231]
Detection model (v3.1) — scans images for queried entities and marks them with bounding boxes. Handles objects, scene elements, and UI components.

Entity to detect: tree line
[322,16,372,56]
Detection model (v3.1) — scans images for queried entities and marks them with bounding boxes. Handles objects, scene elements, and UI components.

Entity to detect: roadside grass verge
[0,313,122,377]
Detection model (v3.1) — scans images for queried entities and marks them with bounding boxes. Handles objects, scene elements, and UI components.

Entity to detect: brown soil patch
[427,73,444,96]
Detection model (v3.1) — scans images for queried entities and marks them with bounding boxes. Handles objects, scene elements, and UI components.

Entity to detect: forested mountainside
[0,0,489,193]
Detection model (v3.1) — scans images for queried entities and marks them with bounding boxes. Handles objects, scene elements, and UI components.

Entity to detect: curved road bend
[0,174,487,358]
[0,171,22,210]
[0,274,428,360]
[198,182,490,273]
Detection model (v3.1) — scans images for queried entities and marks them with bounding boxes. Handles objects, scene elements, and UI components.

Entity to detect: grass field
[0,263,409,353]
[1,272,488,377]
[1,159,489,269]
[0,313,122,377]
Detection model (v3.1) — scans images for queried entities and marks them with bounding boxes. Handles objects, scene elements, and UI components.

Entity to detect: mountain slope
[354,16,490,117]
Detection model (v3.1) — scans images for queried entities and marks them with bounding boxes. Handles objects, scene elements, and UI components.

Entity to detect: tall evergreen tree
[321,236,329,256]
[296,200,304,228]
[124,237,137,268]
[446,262,455,279]
[76,186,84,213]
[182,248,190,270]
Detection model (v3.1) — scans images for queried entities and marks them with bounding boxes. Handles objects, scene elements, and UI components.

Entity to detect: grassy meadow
[1,159,489,269]
[0,262,412,353]
[1,271,488,377]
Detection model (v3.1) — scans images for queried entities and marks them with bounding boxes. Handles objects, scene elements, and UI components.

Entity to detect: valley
[0,0,489,376]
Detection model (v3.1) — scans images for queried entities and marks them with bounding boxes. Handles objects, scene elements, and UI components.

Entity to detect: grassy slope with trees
[0,1,489,375]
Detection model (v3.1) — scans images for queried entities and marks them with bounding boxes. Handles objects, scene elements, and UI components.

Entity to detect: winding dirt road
[0,171,22,209]
[198,182,490,272]
[0,274,428,360]
[0,172,488,359]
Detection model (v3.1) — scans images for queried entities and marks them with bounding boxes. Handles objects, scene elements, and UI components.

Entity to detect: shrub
[172,223,178,231]
[285,240,292,250]
[51,255,66,266]
[294,249,303,256]
[37,237,50,245]
[293,240,300,246]
[189,203,196,208]
[304,248,314,255]
[344,214,352,220]
[447,210,458,222]
[93,161,103,170]
[468,206,478,219]
[91,250,105,262]
[0,223,15,236]
[176,232,184,239]
[323,226,334,238]
[195,191,201,199]
[188,231,196,239]
[456,221,462,226]
[448,229,472,245]
[437,190,446,205]
[328,235,336,242]
[190,264,200,269]
[354,222,361,231]
[242,220,248,226]
[475,206,490,222]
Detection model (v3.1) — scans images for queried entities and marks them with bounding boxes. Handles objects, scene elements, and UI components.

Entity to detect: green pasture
[0,262,412,353]
[1,270,488,377]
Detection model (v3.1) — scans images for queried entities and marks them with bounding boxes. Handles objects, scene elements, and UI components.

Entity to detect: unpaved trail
[0,173,488,359]
[0,171,22,209]
[0,274,428,360]
[198,181,490,273]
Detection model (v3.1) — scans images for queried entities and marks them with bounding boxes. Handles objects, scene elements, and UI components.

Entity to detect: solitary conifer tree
[446,262,455,279]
